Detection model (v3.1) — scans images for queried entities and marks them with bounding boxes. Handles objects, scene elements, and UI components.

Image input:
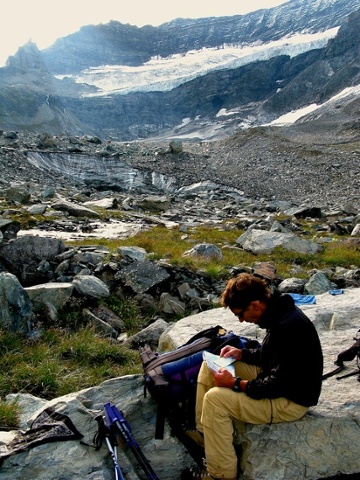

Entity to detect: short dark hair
[220,273,270,310]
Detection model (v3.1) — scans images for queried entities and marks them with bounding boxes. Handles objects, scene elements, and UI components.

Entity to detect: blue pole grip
[104,402,118,427]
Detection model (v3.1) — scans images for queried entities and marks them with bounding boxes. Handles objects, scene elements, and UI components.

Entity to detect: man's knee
[203,387,232,414]
[201,388,232,430]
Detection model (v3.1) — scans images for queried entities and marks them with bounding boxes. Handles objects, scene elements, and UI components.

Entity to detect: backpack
[139,325,260,445]
[322,329,360,381]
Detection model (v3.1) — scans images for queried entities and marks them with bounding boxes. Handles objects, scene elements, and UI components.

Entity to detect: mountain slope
[68,8,360,141]
[42,0,360,74]
[262,8,360,115]
[0,42,89,134]
[0,0,359,140]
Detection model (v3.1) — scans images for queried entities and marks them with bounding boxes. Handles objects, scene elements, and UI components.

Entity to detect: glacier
[60,28,339,97]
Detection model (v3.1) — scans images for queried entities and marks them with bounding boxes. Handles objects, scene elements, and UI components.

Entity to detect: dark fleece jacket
[241,294,323,407]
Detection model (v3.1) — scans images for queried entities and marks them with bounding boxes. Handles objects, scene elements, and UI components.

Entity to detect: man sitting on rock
[182,273,323,480]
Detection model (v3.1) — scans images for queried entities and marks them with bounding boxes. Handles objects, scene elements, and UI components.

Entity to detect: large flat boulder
[159,288,360,479]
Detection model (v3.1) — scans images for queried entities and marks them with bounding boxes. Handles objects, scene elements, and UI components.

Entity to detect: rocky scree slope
[0,126,359,210]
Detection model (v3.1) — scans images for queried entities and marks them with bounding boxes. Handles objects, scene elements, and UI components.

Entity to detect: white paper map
[202,351,236,377]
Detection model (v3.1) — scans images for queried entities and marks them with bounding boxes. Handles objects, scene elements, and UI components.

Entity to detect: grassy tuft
[0,398,19,428]
[67,223,359,280]
[0,327,142,403]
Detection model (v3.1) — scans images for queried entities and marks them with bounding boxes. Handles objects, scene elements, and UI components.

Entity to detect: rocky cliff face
[0,0,359,140]
[0,42,88,134]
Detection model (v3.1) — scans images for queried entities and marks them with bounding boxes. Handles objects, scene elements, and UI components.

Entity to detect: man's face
[231,301,264,324]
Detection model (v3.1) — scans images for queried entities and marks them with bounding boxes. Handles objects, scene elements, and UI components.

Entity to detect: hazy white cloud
[0,0,288,66]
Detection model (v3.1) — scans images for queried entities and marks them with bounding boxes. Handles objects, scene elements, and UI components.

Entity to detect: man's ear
[249,300,261,311]
[250,300,267,315]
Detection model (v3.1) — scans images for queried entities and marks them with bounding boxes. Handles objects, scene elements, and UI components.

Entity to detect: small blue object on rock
[328,289,344,295]
[288,293,316,305]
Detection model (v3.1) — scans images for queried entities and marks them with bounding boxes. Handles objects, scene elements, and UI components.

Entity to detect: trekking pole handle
[104,403,159,480]
[104,402,120,427]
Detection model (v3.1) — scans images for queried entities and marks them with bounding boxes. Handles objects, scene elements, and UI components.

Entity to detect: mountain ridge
[41,0,360,74]
[0,0,359,141]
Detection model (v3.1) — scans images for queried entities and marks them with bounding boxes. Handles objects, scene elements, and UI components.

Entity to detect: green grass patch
[320,241,360,268]
[67,223,359,281]
[101,295,148,334]
[0,398,19,428]
[0,327,142,403]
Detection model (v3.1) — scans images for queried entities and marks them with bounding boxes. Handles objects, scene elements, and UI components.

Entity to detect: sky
[0,0,288,67]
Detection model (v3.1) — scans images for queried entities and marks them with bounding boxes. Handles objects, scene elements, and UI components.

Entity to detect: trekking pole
[102,412,126,480]
[104,402,159,480]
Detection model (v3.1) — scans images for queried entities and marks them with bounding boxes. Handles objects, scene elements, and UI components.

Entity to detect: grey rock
[239,229,322,255]
[133,195,171,212]
[178,282,191,299]
[265,200,293,212]
[89,305,126,333]
[52,197,100,218]
[283,206,322,218]
[84,197,119,209]
[305,272,335,295]
[340,202,358,215]
[71,251,107,267]
[27,204,47,215]
[1,376,192,480]
[169,139,183,153]
[353,214,360,227]
[55,258,71,275]
[25,282,73,314]
[4,131,18,139]
[159,292,186,315]
[0,235,66,286]
[270,219,291,233]
[5,185,30,204]
[277,277,306,294]
[0,272,32,332]
[37,133,57,148]
[124,318,169,349]
[72,275,110,299]
[41,186,56,198]
[116,260,170,295]
[183,242,223,260]
[82,308,117,337]
[351,223,360,236]
[0,219,21,241]
[118,246,147,261]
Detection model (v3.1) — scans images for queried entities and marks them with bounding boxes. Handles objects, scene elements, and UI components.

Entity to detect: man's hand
[212,368,236,388]
[220,345,242,361]
[212,369,248,392]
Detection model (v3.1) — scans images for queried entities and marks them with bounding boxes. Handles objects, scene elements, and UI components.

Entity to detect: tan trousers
[196,361,308,479]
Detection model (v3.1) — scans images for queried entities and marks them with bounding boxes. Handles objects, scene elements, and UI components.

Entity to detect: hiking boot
[184,429,204,447]
[181,464,236,480]
[181,465,211,479]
